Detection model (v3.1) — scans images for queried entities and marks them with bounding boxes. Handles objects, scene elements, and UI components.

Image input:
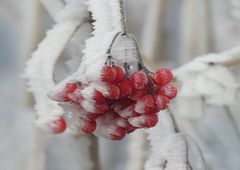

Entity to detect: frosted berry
[68,89,83,103]
[130,71,148,89]
[159,83,177,99]
[94,102,109,113]
[154,95,170,111]
[108,125,126,140]
[128,114,158,128]
[133,95,156,114]
[114,66,125,83]
[92,90,106,103]
[77,118,96,134]
[63,83,78,101]
[153,68,173,85]
[118,79,133,97]
[104,83,120,100]
[48,116,67,134]
[101,66,116,82]
[129,88,145,101]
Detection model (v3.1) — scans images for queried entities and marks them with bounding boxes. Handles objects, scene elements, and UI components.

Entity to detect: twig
[119,0,127,34]
[89,135,101,170]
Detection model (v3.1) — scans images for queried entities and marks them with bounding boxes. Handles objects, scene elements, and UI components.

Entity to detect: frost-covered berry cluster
[48,61,177,140]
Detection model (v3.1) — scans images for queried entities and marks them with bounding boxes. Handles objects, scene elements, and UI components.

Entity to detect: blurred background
[1,0,240,170]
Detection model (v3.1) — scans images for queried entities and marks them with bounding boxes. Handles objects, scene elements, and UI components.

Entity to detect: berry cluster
[48,64,177,140]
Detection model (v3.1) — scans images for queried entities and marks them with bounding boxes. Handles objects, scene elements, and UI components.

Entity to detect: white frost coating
[87,0,114,35]
[25,0,88,129]
[51,0,138,98]
[174,53,239,105]
[145,111,206,170]
[128,116,145,127]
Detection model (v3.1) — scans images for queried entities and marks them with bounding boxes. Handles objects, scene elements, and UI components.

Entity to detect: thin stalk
[89,135,101,170]
[119,0,128,34]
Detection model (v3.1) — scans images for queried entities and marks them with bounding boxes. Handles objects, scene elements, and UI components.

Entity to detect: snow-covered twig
[25,0,88,130]
[145,110,207,170]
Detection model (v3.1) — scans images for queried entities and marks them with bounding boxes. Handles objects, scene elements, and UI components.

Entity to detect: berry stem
[119,0,128,34]
[106,31,122,55]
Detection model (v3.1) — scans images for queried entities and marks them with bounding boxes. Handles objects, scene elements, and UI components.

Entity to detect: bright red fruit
[114,66,125,83]
[118,79,132,97]
[63,83,78,101]
[92,90,106,103]
[128,114,158,128]
[159,83,177,99]
[80,119,97,134]
[101,66,116,82]
[94,102,109,113]
[108,125,126,140]
[153,68,173,85]
[104,84,120,100]
[48,117,67,134]
[130,71,148,89]
[154,95,170,111]
[133,95,156,114]
[129,88,145,101]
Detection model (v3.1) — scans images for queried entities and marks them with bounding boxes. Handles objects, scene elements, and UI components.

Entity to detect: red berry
[108,125,126,140]
[153,68,173,85]
[154,95,170,111]
[159,83,177,99]
[129,88,145,101]
[68,89,84,103]
[114,66,125,83]
[92,90,106,103]
[117,104,140,118]
[130,71,148,89]
[133,95,156,114]
[77,118,96,134]
[48,116,67,134]
[101,66,116,82]
[118,79,132,97]
[128,114,158,128]
[104,83,120,100]
[65,83,78,93]
[63,83,78,101]
[94,102,109,113]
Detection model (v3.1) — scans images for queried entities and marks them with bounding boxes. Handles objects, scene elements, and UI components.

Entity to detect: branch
[145,110,207,170]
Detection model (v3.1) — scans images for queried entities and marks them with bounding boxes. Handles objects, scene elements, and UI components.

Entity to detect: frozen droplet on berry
[128,114,158,128]
[101,66,116,82]
[159,83,177,99]
[118,79,132,97]
[153,68,173,85]
[133,95,156,114]
[48,116,67,134]
[130,71,148,89]
[114,66,125,83]
[154,95,170,111]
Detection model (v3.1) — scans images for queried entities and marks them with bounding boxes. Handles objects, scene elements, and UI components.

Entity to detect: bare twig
[89,135,101,170]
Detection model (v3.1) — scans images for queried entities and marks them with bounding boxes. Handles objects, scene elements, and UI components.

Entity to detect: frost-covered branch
[25,0,88,130]
[145,110,207,170]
